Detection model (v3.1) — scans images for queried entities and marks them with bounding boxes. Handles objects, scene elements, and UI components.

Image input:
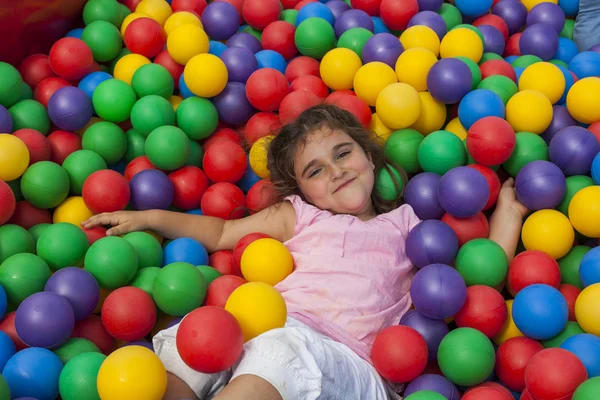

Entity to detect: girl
[574,0,600,51]
[82,104,527,400]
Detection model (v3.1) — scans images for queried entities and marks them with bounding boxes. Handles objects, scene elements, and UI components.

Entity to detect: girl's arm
[81,202,296,253]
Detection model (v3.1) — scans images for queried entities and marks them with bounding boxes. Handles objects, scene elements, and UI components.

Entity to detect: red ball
[122,0,143,11]
[559,284,580,322]
[204,275,247,307]
[291,75,329,98]
[202,140,247,183]
[0,180,16,225]
[246,68,290,112]
[71,314,116,355]
[124,18,167,59]
[242,0,281,30]
[203,128,242,151]
[102,286,156,342]
[351,0,381,16]
[281,0,302,8]
[82,170,131,214]
[473,15,510,42]
[176,306,243,373]
[243,112,281,146]
[504,33,522,57]
[262,21,298,60]
[496,337,544,392]
[8,201,51,229]
[279,90,322,124]
[47,130,82,165]
[49,38,94,81]
[246,179,277,214]
[371,325,428,383]
[209,250,235,275]
[19,54,56,90]
[217,0,245,22]
[233,232,271,276]
[441,212,490,247]
[285,56,320,82]
[588,121,600,144]
[154,51,184,89]
[0,312,28,351]
[34,77,71,108]
[480,60,517,82]
[124,156,158,182]
[467,164,501,211]
[168,166,210,210]
[83,226,107,245]
[507,250,561,297]
[12,128,51,165]
[463,386,514,400]
[380,0,418,31]
[171,0,208,15]
[325,92,372,127]
[454,285,507,338]
[467,116,516,166]
[201,182,246,220]
[524,348,588,400]
[520,388,534,400]
[294,0,318,10]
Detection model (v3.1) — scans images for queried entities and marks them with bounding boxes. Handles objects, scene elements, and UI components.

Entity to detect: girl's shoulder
[284,195,332,235]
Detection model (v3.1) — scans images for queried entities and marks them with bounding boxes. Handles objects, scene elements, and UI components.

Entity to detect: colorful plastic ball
[519,62,565,104]
[18,54,54,91]
[261,21,297,60]
[456,238,508,287]
[46,130,81,165]
[82,121,127,165]
[457,89,505,130]
[113,53,151,85]
[296,2,334,26]
[418,130,466,175]
[0,105,11,134]
[442,213,489,247]
[212,82,255,125]
[36,222,89,271]
[400,25,440,56]
[410,263,467,320]
[78,71,112,99]
[205,274,246,306]
[522,209,574,259]
[225,33,262,54]
[437,166,489,218]
[404,374,459,399]
[49,38,94,81]
[374,83,421,130]
[20,161,70,209]
[130,169,174,210]
[200,1,240,41]
[560,333,600,378]
[163,11,202,36]
[525,348,587,400]
[549,126,599,176]
[166,166,208,211]
[400,311,449,364]
[406,220,458,269]
[394,48,437,92]
[454,285,507,338]
[239,238,292,286]
[62,150,107,195]
[8,98,51,134]
[491,0,527,35]
[171,0,207,14]
[440,28,484,63]
[295,17,336,59]
[245,68,289,112]
[512,284,568,340]
[0,181,15,225]
[507,250,561,297]
[506,89,553,134]
[242,0,280,30]
[144,126,189,171]
[318,48,361,91]
[130,64,174,99]
[568,51,600,79]
[495,337,544,392]
[3,347,63,400]
[201,182,246,220]
[130,96,175,137]
[163,238,208,267]
[44,267,99,322]
[153,262,207,316]
[80,20,123,64]
[408,11,447,40]
[426,58,472,105]
[567,77,600,124]
[220,47,257,84]
[101,287,156,341]
[58,351,106,400]
[502,131,549,177]
[0,134,29,182]
[47,86,93,132]
[84,236,138,289]
[569,186,600,238]
[520,23,559,61]
[515,160,566,210]
[0,62,23,109]
[174,99,217,141]
[82,170,130,214]
[335,27,373,59]
[166,24,209,66]
[575,283,600,336]
[466,116,515,166]
[361,33,403,69]
[92,79,137,124]
[202,140,246,183]
[478,25,505,55]
[334,9,374,37]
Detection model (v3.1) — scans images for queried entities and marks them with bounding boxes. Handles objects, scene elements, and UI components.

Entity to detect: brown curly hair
[265,103,406,215]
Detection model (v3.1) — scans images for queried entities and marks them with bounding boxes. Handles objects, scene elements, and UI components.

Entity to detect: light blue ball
[0,331,15,371]
[78,71,113,99]
[568,51,600,79]
[580,246,600,287]
[3,348,63,400]
[504,55,519,65]
[296,3,335,26]
[255,50,287,74]
[556,64,575,104]
[592,152,600,184]
[178,74,195,99]
[163,237,209,266]
[209,40,228,57]
[0,284,6,319]
[561,333,600,377]
[371,17,390,34]
[65,28,84,39]
[514,66,525,84]
[455,0,493,18]
[186,208,203,216]
[512,284,568,340]
[554,38,579,64]
[237,157,262,193]
[458,89,505,130]
[559,0,579,17]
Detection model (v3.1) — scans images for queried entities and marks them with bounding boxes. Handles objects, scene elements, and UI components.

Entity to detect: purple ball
[541,105,577,144]
[130,169,174,210]
[492,0,527,35]
[520,23,559,61]
[201,1,241,41]
[438,167,490,218]
[220,47,258,83]
[417,0,444,11]
[407,11,448,39]
[0,104,12,133]
[326,0,351,20]
[406,220,459,268]
[590,43,600,54]
[404,374,461,399]
[404,172,445,220]
[480,24,506,55]
[427,58,472,104]
[410,263,467,320]
[361,33,404,68]
[226,33,262,54]
[15,292,75,349]
[549,126,600,176]
[515,160,566,210]
[399,311,449,362]
[47,86,93,131]
[124,340,154,351]
[213,82,255,126]
[44,267,99,321]
[334,9,374,38]
[526,2,566,34]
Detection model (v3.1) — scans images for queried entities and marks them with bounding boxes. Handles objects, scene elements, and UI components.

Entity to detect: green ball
[456,239,508,287]
[6,179,23,202]
[560,19,574,40]
[54,338,100,365]
[241,25,262,41]
[418,130,466,175]
[92,79,137,123]
[186,140,204,168]
[8,99,50,134]
[452,24,484,45]
[20,80,33,101]
[145,126,190,171]
[455,56,482,90]
[83,0,124,26]
[0,224,34,263]
[197,265,222,285]
[59,351,106,400]
[511,55,543,68]
[541,321,585,348]
[437,327,495,387]
[437,3,462,31]
[153,262,207,316]
[573,376,600,400]
[295,17,336,60]
[84,236,138,289]
[0,374,9,400]
[558,245,589,289]
[20,161,70,209]
[376,164,404,201]
[37,223,89,271]
[176,97,218,141]
[0,62,23,108]
[131,64,174,99]
[479,52,503,64]
[280,9,298,25]
[502,132,549,176]
[130,95,175,137]
[82,21,122,63]
[550,59,569,69]
[405,391,447,400]
[118,3,131,25]
[109,48,132,74]
[129,266,161,296]
[29,223,51,247]
[557,175,594,216]
[0,253,51,307]
[337,28,374,58]
[124,128,146,162]
[477,75,519,105]
[62,150,108,195]
[384,129,424,175]
[123,231,163,269]
[82,121,127,165]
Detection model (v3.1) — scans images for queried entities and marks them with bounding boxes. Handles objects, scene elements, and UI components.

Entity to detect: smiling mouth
[334,178,355,193]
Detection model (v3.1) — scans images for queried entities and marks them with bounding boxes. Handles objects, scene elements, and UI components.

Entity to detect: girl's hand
[81,211,151,236]
[496,178,528,219]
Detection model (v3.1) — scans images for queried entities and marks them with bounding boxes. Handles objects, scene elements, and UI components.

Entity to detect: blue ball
[579,246,600,287]
[238,24,248,33]
[163,238,209,266]
[561,333,600,378]
[568,51,600,78]
[178,74,195,99]
[458,89,505,129]
[209,40,228,57]
[64,28,84,39]
[78,71,113,99]
[185,208,203,216]
[514,66,525,84]
[3,347,63,400]
[455,0,493,18]
[296,3,335,26]
[592,152,600,184]
[0,331,15,371]
[108,159,127,175]
[504,55,519,64]
[512,284,568,340]
[255,50,287,74]
[557,65,575,104]
[558,0,580,17]
[237,157,262,193]
[555,38,580,64]
[0,283,6,319]
[371,17,390,34]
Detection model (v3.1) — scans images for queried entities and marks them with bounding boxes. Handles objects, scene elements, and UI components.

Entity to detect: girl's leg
[163,372,200,400]
[574,0,600,51]
[213,375,283,400]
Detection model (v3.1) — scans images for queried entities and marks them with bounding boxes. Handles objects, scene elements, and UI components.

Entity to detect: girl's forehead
[302,128,353,147]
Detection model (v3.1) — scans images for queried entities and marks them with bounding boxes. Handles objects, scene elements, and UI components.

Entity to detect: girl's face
[293,127,376,220]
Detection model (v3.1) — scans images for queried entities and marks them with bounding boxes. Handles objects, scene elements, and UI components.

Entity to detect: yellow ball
[97,346,167,400]
[506,90,553,134]
[121,12,148,36]
[164,11,202,36]
[440,28,484,63]
[445,117,468,140]
[353,62,398,107]
[225,282,287,342]
[135,0,172,26]
[53,196,94,227]
[375,83,422,130]
[167,24,210,65]
[400,25,441,56]
[493,300,524,346]
[395,48,438,92]
[241,238,293,286]
[518,62,565,104]
[0,134,30,181]
[522,209,574,259]
[320,48,363,90]
[370,113,393,144]
[169,95,183,111]
[410,91,447,135]
[183,53,227,97]
[566,77,600,124]
[114,54,151,85]
[568,186,600,238]
[575,283,600,336]
[522,0,558,12]
[249,135,273,179]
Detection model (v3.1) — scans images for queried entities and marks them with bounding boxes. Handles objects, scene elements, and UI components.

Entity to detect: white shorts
[153,317,399,400]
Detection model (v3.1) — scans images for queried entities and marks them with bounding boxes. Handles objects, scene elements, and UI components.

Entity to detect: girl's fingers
[106,222,130,237]
[81,213,120,228]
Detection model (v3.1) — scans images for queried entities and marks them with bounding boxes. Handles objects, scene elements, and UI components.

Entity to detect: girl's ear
[367,152,375,170]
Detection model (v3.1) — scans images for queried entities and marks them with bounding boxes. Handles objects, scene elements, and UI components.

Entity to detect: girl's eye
[337,151,350,159]
[308,168,322,178]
